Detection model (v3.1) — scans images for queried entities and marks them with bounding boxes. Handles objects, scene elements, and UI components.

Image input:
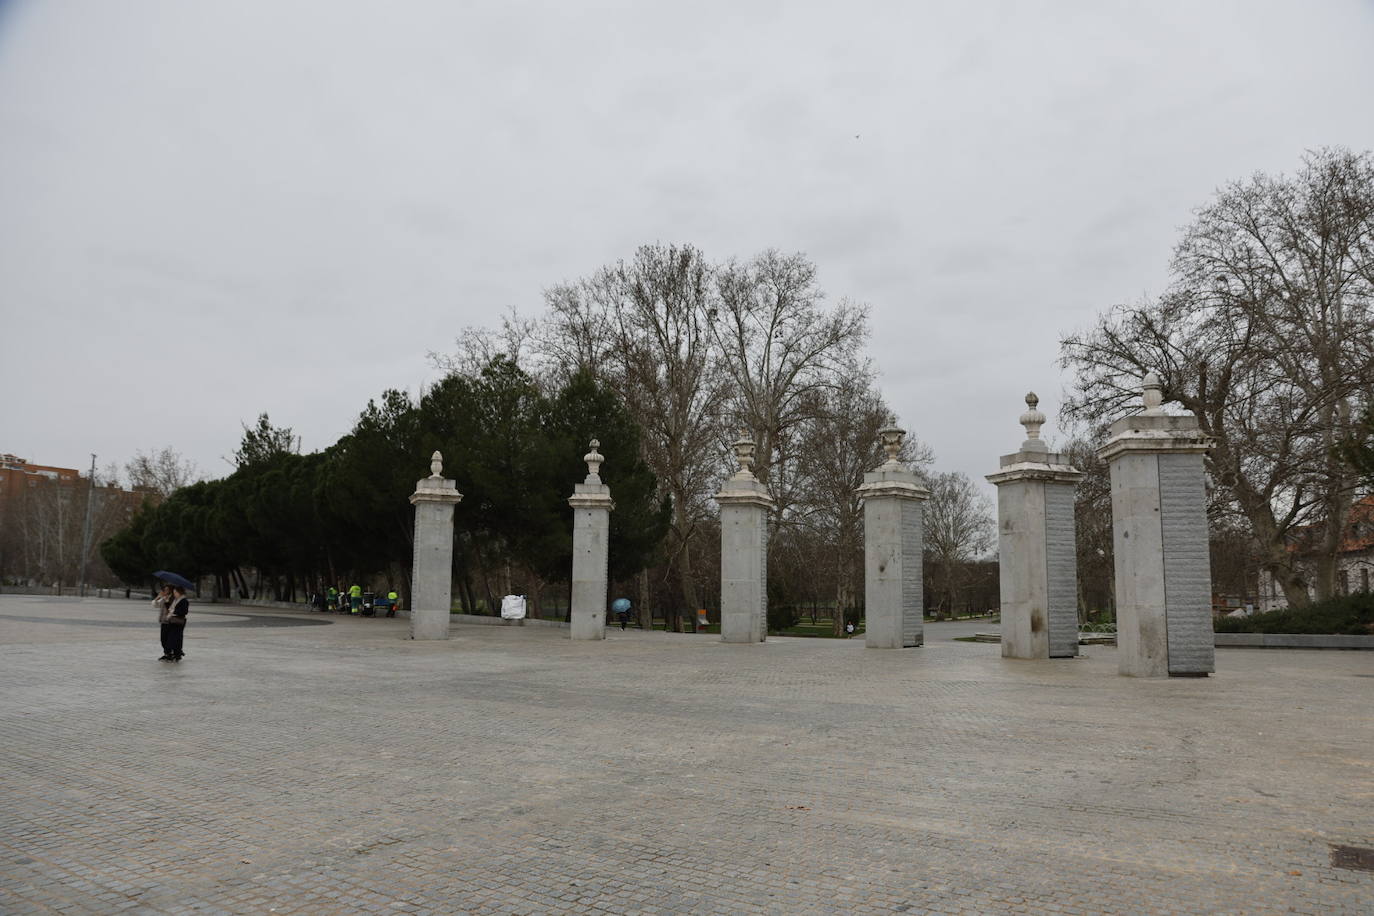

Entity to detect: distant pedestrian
[349,583,362,615]
[163,586,190,661]
[385,590,400,617]
[153,584,174,660]
[611,597,632,630]
[845,621,855,638]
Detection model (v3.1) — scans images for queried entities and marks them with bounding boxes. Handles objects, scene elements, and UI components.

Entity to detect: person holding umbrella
[154,571,195,662]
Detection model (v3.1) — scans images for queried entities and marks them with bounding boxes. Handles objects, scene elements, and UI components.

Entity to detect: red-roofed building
[1257,494,1374,611]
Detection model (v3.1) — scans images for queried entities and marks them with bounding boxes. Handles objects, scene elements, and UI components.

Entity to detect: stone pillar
[857,426,929,648]
[568,439,615,641]
[716,434,772,643]
[986,393,1082,659]
[1099,372,1215,678]
[409,451,462,640]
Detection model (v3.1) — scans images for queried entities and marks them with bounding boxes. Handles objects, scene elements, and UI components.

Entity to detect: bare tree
[530,244,730,625]
[1,474,140,588]
[1062,148,1374,607]
[431,242,887,629]
[925,471,995,619]
[793,370,932,634]
[711,250,869,518]
[429,307,541,378]
[1063,436,1113,622]
[125,447,200,498]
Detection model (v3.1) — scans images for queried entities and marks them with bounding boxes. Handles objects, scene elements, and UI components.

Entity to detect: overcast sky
[3,1,1373,494]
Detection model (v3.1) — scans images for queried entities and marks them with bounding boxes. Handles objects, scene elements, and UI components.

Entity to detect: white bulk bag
[500,594,527,620]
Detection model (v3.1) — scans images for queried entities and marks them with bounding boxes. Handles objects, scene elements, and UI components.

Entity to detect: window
[1363,567,1370,593]
[1339,570,1349,595]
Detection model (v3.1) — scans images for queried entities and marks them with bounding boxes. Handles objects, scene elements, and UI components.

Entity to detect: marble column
[986,393,1082,659]
[409,451,462,640]
[568,439,615,640]
[716,434,772,643]
[858,426,929,648]
[1099,372,1215,678]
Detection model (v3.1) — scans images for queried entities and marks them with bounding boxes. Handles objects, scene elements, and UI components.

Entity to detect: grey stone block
[1158,454,1214,675]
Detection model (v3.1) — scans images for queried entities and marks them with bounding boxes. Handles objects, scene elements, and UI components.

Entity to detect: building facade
[1256,494,1374,611]
[0,453,152,588]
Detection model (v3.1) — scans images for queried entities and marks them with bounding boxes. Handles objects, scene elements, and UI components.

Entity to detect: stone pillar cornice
[568,483,615,511]
[410,477,463,506]
[986,455,1083,486]
[1097,415,1212,463]
[715,477,774,510]
[855,476,930,501]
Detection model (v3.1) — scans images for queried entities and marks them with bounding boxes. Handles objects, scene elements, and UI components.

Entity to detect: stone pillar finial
[1142,372,1164,414]
[878,426,905,465]
[731,431,757,479]
[1019,392,1048,451]
[429,451,444,479]
[583,439,604,484]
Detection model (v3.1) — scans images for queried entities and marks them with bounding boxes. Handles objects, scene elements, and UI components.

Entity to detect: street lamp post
[78,453,96,597]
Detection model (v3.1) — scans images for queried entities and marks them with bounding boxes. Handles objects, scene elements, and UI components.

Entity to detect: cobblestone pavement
[1,594,1371,915]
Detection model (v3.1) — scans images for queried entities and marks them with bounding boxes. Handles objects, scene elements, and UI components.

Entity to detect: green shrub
[1213,592,1374,635]
[767,603,801,633]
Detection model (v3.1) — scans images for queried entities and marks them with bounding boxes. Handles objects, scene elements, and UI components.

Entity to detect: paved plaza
[1,594,1371,915]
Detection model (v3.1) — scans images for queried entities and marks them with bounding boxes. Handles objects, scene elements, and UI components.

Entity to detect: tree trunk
[833,554,850,637]
[1313,410,1356,601]
[671,498,699,632]
[637,569,652,630]
[527,576,543,620]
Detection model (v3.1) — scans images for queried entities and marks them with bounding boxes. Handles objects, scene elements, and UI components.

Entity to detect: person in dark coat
[162,586,190,662]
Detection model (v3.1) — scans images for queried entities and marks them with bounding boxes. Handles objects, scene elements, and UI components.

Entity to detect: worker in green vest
[386,590,400,618]
[327,586,338,613]
[349,583,362,615]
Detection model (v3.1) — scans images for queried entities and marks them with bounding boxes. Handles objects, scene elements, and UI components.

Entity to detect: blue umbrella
[154,570,196,591]
[611,598,632,614]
